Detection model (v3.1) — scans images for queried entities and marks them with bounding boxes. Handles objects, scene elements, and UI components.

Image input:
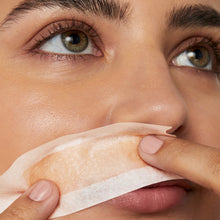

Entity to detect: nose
[106,52,188,133]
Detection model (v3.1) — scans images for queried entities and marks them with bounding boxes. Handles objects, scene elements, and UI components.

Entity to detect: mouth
[107,179,196,214]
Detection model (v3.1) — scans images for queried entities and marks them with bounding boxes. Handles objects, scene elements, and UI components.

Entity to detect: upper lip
[145,179,197,191]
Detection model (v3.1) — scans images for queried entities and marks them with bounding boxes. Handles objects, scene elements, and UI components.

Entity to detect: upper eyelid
[168,36,220,62]
[24,19,104,52]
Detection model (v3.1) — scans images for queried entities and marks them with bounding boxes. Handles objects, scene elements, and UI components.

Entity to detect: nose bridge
[107,53,187,131]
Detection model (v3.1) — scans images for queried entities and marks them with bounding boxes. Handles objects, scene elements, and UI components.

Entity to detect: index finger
[138,136,220,195]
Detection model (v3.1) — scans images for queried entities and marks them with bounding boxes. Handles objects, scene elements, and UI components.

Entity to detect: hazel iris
[62,31,89,53]
[187,47,210,68]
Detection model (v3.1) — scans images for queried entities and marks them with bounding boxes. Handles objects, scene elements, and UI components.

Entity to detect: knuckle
[211,161,220,179]
[210,154,220,178]
[208,152,220,192]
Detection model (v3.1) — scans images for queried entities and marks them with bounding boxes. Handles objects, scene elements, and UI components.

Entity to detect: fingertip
[139,135,164,155]
[27,179,60,203]
[32,180,60,219]
[27,180,60,219]
[30,180,60,212]
[1,180,60,220]
[46,180,60,208]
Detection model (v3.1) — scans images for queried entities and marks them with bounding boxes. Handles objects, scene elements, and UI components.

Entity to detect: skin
[0,0,219,219]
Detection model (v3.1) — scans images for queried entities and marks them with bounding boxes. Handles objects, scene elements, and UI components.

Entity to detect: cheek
[185,99,220,149]
[170,68,220,148]
[0,77,110,174]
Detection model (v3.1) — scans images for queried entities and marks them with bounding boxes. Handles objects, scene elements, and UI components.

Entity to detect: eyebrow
[1,2,220,31]
[168,4,220,29]
[1,0,131,27]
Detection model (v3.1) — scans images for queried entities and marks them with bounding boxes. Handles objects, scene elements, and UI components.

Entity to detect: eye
[173,46,212,70]
[62,31,88,53]
[40,30,96,55]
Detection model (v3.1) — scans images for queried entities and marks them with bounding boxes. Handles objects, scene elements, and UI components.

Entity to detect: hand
[138,136,220,196]
[0,180,60,220]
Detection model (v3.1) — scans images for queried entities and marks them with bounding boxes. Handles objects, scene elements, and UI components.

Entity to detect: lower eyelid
[30,50,102,64]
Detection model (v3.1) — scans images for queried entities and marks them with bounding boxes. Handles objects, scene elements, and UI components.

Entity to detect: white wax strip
[0,123,182,219]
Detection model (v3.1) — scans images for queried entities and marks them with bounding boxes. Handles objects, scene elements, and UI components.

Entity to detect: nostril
[164,123,186,136]
[163,103,188,135]
[171,125,187,137]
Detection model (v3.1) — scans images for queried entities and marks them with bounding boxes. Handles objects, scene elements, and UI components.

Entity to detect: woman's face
[0,0,219,219]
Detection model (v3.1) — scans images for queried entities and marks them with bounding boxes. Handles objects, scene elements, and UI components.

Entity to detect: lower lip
[108,186,187,213]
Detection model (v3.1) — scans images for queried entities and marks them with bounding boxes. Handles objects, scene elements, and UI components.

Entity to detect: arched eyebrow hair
[168,4,220,28]
[1,0,131,27]
[1,1,220,30]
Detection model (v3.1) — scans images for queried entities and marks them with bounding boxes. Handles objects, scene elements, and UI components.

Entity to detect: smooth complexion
[0,0,219,219]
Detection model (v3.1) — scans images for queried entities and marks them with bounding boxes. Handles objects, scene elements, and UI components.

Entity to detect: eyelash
[172,37,220,73]
[28,19,103,61]
[27,19,220,73]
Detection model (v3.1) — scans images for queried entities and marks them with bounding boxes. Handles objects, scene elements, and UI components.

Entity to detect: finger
[138,135,220,195]
[0,180,60,220]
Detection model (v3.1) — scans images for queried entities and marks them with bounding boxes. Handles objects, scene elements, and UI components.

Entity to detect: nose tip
[108,99,187,133]
[148,102,187,133]
[105,80,188,134]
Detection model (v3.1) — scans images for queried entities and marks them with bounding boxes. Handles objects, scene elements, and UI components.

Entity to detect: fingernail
[139,135,164,154]
[29,180,52,202]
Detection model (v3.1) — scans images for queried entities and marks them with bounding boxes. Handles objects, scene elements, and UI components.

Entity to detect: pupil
[194,49,203,60]
[69,34,81,45]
